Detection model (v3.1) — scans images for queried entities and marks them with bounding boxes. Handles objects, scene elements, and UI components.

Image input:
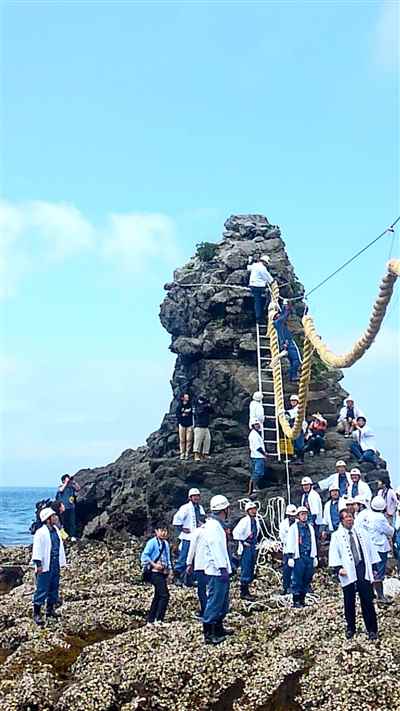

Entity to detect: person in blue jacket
[273,300,302,382]
[141,524,173,624]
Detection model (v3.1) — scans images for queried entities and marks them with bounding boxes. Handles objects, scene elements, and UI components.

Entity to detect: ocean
[0,487,55,546]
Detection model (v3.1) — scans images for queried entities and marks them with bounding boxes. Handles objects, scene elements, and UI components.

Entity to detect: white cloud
[28,201,95,260]
[374,0,399,71]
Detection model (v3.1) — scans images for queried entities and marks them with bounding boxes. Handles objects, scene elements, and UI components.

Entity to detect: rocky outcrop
[72,214,387,538]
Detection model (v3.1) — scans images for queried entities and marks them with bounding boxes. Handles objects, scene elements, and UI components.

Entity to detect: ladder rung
[264,440,278,444]
[263,403,275,407]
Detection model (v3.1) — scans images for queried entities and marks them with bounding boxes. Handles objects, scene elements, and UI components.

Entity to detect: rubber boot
[293,594,302,609]
[46,604,61,619]
[203,623,213,644]
[299,593,306,608]
[218,618,234,636]
[374,581,391,605]
[209,622,225,644]
[33,604,44,626]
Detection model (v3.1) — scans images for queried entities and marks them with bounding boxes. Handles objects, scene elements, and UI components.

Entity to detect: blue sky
[1,0,399,488]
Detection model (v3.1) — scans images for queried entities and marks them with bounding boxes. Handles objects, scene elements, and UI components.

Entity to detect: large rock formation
[74,215,386,538]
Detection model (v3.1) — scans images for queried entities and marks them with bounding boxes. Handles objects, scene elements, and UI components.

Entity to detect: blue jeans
[251,286,269,324]
[394,529,400,560]
[294,432,305,460]
[292,557,314,596]
[350,442,378,466]
[175,539,193,584]
[287,341,301,381]
[373,551,388,581]
[250,458,265,481]
[202,575,230,624]
[240,545,257,584]
[195,571,209,615]
[33,559,60,608]
[282,553,293,592]
[306,434,325,454]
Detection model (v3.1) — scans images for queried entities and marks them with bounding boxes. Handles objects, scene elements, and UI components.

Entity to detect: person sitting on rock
[350,416,379,467]
[279,503,297,594]
[286,506,318,608]
[55,474,80,542]
[176,392,194,460]
[286,394,307,465]
[232,501,260,601]
[337,396,364,437]
[248,420,268,496]
[304,413,327,457]
[247,254,274,325]
[249,391,265,436]
[349,468,372,504]
[193,395,212,461]
[272,300,302,382]
[318,460,351,497]
[300,476,323,537]
[377,477,398,524]
[321,485,341,541]
[141,523,173,625]
[172,488,206,587]
[367,496,394,604]
[31,507,67,626]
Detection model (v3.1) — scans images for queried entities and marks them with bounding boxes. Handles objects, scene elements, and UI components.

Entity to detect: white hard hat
[252,391,263,402]
[329,484,340,493]
[338,500,348,513]
[354,494,367,507]
[188,488,200,497]
[260,254,270,264]
[371,496,386,512]
[39,507,55,523]
[286,504,297,515]
[301,476,313,485]
[345,395,354,402]
[350,468,361,477]
[250,419,260,427]
[210,495,230,512]
[290,394,299,402]
[245,501,258,512]
[296,506,308,515]
[344,497,355,505]
[336,460,346,467]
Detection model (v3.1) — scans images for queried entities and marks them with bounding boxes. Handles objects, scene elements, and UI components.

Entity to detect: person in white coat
[286,506,318,608]
[377,478,398,524]
[31,507,67,626]
[300,477,323,536]
[329,509,380,640]
[247,254,274,324]
[321,485,341,541]
[202,495,233,645]
[337,396,364,437]
[249,392,265,434]
[353,495,372,534]
[348,468,372,503]
[278,504,297,594]
[286,394,307,464]
[248,421,268,495]
[172,488,205,586]
[350,417,379,466]
[186,523,208,617]
[394,487,400,575]
[232,501,260,601]
[367,496,394,603]
[318,460,352,497]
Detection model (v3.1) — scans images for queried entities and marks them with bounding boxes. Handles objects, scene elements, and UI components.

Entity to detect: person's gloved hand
[313,558,318,568]
[288,558,295,568]
[219,568,230,581]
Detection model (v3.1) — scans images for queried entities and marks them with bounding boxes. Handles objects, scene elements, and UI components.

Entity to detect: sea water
[0,487,54,546]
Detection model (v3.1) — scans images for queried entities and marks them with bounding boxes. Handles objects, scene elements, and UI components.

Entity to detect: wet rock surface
[0,541,399,710]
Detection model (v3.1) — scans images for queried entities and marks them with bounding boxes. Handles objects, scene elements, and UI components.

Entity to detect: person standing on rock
[353,495,371,534]
[202,495,234,645]
[247,254,274,324]
[193,395,212,461]
[394,488,400,576]
[232,501,260,601]
[321,485,341,541]
[186,521,208,618]
[367,496,394,604]
[349,468,372,504]
[172,488,206,586]
[318,460,351,497]
[279,503,297,595]
[329,509,380,640]
[176,392,194,460]
[141,523,173,625]
[249,391,265,435]
[377,478,398,524]
[248,421,268,496]
[286,506,318,608]
[31,507,67,626]
[300,477,323,537]
[55,474,80,541]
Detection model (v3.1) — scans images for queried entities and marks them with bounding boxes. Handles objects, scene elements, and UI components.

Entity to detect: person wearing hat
[176,392,194,460]
[319,460,351,497]
[329,509,380,640]
[249,391,265,436]
[279,503,297,594]
[286,395,307,464]
[367,496,394,603]
[172,488,206,586]
[304,413,327,457]
[55,474,81,541]
[247,253,274,324]
[350,416,379,467]
[141,523,172,625]
[193,395,213,461]
[202,495,233,645]
[394,487,400,576]
[232,502,260,601]
[349,468,372,503]
[186,521,208,618]
[353,495,371,534]
[300,477,323,536]
[337,396,364,437]
[321,485,341,541]
[272,300,302,382]
[248,420,268,496]
[286,506,318,608]
[31,507,67,626]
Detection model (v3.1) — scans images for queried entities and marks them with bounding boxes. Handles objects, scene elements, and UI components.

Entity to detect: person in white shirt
[353,495,371,534]
[337,396,364,437]
[394,487,400,575]
[321,485,341,541]
[350,417,379,467]
[249,391,265,434]
[367,496,394,603]
[202,495,233,645]
[248,421,268,495]
[377,478,398,524]
[286,506,318,608]
[172,488,205,586]
[232,502,260,601]
[247,254,274,324]
[329,509,380,640]
[278,504,297,594]
[286,394,307,465]
[31,507,67,626]
[186,523,208,617]
[348,468,372,503]
[318,460,352,497]
[300,476,323,536]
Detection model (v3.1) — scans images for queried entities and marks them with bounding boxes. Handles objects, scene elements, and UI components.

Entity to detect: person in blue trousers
[186,523,209,617]
[273,300,302,382]
[286,506,318,608]
[232,502,260,601]
[279,504,297,594]
[31,507,67,626]
[172,488,206,586]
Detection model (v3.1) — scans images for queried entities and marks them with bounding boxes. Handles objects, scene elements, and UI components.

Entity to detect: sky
[0,0,399,488]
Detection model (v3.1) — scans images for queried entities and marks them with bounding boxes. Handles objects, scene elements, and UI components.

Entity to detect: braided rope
[388,258,400,277]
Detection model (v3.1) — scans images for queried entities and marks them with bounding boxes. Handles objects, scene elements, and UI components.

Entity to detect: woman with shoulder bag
[140,524,173,624]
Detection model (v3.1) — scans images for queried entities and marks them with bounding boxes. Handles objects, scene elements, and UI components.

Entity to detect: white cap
[260,254,270,264]
[350,468,361,478]
[301,476,313,485]
[336,460,346,467]
[354,494,367,507]
[296,506,308,515]
[210,495,230,512]
[286,504,297,515]
[39,507,55,523]
[329,484,340,493]
[250,419,261,427]
[188,488,200,498]
[245,501,258,512]
[345,395,354,402]
[252,391,263,402]
[344,497,355,505]
[290,394,299,402]
[371,496,386,512]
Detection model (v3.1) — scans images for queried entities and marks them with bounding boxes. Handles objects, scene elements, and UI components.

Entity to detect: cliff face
[74,215,385,538]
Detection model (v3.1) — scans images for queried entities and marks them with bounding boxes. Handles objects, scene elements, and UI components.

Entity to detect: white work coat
[354,508,372,533]
[352,426,377,452]
[318,472,352,493]
[249,429,265,458]
[232,514,260,555]
[31,524,66,573]
[323,499,341,532]
[249,400,264,428]
[349,479,372,503]
[329,524,380,587]
[286,522,317,560]
[247,262,273,288]
[172,501,205,541]
[378,487,398,517]
[279,518,295,553]
[186,525,207,571]
[202,517,232,577]
[301,489,323,525]
[366,511,394,553]
[337,401,364,423]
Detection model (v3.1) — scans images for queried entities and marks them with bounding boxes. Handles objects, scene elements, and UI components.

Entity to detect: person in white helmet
[348,468,372,503]
[300,477,323,536]
[318,460,351,497]
[329,508,380,640]
[248,420,268,495]
[353,495,371,534]
[247,253,274,324]
[232,501,260,601]
[172,488,205,586]
[186,520,208,618]
[286,506,318,607]
[202,495,233,645]
[286,394,307,464]
[321,485,341,541]
[394,487,400,575]
[249,391,265,435]
[350,416,379,467]
[337,396,364,437]
[31,507,67,626]
[279,503,297,594]
[367,496,394,603]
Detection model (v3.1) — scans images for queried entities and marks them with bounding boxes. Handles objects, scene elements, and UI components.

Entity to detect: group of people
[176,393,212,461]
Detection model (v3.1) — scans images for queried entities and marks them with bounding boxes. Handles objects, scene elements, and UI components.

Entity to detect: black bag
[141,541,164,584]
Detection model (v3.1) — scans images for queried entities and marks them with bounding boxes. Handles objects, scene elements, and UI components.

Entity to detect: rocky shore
[1,540,399,710]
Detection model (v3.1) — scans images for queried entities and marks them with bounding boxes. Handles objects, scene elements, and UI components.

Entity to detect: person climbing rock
[304,413,327,457]
[279,503,297,594]
[141,523,172,625]
[321,485,341,541]
[337,396,364,437]
[329,509,379,640]
[193,395,212,461]
[285,394,307,464]
[286,506,318,608]
[55,474,80,541]
[176,392,194,460]
[272,300,302,382]
[350,417,379,467]
[232,501,260,601]
[247,254,274,324]
[248,421,268,496]
[172,488,206,586]
[367,496,394,604]
[31,507,67,626]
